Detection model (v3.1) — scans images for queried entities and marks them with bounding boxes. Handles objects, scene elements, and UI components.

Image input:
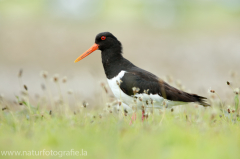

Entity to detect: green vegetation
[0,71,239,159]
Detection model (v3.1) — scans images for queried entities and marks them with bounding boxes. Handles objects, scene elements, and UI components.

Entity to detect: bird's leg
[129,112,136,125]
[142,107,145,122]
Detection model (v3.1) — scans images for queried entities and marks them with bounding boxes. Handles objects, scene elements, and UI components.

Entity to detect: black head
[95,32,122,51]
[74,32,122,63]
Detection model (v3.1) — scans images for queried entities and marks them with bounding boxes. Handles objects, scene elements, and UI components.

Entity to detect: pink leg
[142,109,145,122]
[129,112,137,125]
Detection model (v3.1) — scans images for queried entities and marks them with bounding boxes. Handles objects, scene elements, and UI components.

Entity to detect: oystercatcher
[74,32,209,115]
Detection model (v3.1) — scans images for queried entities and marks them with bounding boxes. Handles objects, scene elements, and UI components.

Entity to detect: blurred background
[0,0,240,105]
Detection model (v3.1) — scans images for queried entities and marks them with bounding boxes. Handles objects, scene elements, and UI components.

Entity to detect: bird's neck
[101,48,134,79]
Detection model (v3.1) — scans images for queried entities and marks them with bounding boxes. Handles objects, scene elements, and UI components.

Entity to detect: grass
[0,70,240,159]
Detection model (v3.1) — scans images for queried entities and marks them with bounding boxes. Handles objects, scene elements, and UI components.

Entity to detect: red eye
[101,36,106,40]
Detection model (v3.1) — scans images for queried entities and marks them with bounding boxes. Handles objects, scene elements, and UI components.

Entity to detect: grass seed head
[146,100,149,105]
[132,87,140,94]
[145,113,149,119]
[132,105,136,110]
[52,74,59,82]
[208,87,215,93]
[210,113,215,120]
[228,109,231,113]
[144,89,149,94]
[83,101,88,108]
[62,76,67,83]
[40,71,48,79]
[101,82,108,93]
[139,97,142,101]
[116,80,122,86]
[21,91,28,96]
[150,99,154,105]
[162,100,166,106]
[210,90,215,93]
[124,110,128,116]
[101,82,105,87]
[227,81,230,85]
[234,88,239,95]
[41,84,45,90]
[13,100,18,105]
[18,69,23,78]
[133,99,137,104]
[24,85,28,91]
[67,89,73,95]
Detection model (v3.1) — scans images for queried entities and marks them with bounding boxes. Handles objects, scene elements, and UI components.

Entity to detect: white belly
[107,71,134,108]
[107,71,187,110]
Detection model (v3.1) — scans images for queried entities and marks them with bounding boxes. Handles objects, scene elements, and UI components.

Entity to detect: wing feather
[119,67,209,106]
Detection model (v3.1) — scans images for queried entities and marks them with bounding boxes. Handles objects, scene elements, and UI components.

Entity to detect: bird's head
[74,32,122,63]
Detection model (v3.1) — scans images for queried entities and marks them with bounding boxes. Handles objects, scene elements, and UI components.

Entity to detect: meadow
[0,70,239,159]
[1,1,240,158]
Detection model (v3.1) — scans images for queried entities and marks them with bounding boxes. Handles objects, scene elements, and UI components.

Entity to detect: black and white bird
[74,32,209,114]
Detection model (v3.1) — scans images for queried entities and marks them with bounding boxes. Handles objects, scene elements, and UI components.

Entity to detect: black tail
[192,94,210,107]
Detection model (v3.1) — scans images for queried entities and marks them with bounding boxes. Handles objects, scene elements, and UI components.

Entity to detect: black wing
[120,67,209,106]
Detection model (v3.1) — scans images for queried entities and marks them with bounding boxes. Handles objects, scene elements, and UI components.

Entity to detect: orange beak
[74,43,99,63]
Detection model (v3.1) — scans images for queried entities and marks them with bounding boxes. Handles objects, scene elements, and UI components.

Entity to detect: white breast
[107,71,133,106]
